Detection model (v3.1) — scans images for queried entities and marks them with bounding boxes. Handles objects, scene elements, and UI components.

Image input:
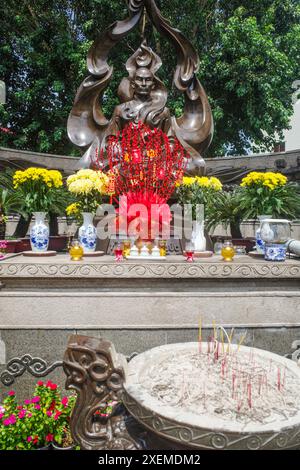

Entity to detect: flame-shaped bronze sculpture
[68,0,213,175]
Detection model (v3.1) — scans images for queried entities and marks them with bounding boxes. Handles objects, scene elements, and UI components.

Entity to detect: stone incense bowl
[123,342,300,450]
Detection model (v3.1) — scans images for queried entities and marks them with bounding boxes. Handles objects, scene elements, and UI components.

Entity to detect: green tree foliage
[0,0,300,157]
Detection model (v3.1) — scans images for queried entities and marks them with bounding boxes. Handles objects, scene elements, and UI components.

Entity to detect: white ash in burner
[139,343,300,428]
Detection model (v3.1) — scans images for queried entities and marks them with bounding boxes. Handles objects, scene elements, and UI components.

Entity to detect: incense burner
[123,342,300,450]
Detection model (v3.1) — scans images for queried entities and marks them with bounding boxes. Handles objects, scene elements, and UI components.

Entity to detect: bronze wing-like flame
[144,0,213,174]
[67,2,144,168]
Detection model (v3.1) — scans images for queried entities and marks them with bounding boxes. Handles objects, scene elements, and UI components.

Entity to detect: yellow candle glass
[122,240,131,258]
[69,240,84,261]
[221,241,235,262]
[158,240,167,257]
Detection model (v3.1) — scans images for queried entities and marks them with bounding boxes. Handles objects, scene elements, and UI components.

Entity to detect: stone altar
[0,253,300,399]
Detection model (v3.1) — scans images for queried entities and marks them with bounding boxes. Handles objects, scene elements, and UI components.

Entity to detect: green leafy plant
[205,189,244,239]
[0,169,24,238]
[175,176,223,220]
[1,1,300,157]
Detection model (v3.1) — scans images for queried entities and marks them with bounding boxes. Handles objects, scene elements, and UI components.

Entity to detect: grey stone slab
[76,329,167,356]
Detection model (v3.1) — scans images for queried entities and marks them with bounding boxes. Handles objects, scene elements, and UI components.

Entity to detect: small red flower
[37,381,44,387]
[50,383,58,391]
[8,390,15,396]
[48,400,56,411]
[46,433,54,442]
[54,410,62,420]
[33,435,39,445]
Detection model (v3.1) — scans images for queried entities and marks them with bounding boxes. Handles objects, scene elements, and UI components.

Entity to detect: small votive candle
[69,240,84,261]
[221,241,235,261]
[114,245,124,262]
[158,240,167,257]
[122,240,131,258]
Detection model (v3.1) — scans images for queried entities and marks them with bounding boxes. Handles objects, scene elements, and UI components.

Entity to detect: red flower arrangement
[93,122,187,239]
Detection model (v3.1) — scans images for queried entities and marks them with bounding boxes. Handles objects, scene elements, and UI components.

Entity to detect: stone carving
[286,340,300,364]
[123,392,300,450]
[0,259,299,279]
[63,335,142,450]
[0,354,63,386]
[68,0,213,175]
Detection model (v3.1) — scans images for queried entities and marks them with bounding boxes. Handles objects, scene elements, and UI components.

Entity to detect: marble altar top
[0,253,299,279]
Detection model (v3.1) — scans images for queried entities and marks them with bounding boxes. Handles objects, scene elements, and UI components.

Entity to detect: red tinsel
[92,122,187,238]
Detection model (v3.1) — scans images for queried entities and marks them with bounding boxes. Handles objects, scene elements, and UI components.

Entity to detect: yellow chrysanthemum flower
[241,171,287,189]
[13,168,63,189]
[67,169,110,195]
[66,203,80,216]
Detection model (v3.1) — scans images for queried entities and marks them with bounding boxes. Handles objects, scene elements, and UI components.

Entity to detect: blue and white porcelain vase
[30,212,49,252]
[256,215,271,254]
[264,244,287,262]
[78,212,97,253]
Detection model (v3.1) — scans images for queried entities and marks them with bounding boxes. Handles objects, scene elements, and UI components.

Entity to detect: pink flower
[8,390,15,397]
[31,396,40,403]
[27,412,32,418]
[27,436,33,442]
[61,397,68,407]
[0,413,4,420]
[18,410,26,419]
[46,411,52,417]
[35,405,41,410]
[37,381,44,387]
[10,414,16,424]
[3,414,16,426]
[24,399,31,405]
[45,434,54,442]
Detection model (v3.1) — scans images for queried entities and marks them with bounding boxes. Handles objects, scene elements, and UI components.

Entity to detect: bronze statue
[68,0,213,175]
[63,334,143,450]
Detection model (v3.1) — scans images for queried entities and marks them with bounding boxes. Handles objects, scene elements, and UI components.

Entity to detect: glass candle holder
[214,238,223,255]
[69,240,84,261]
[234,245,246,256]
[122,240,131,258]
[185,242,195,262]
[221,241,235,262]
[158,240,167,257]
[114,245,124,262]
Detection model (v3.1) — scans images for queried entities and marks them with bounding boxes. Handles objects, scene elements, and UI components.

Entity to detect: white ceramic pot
[78,212,97,253]
[30,212,49,252]
[191,220,206,252]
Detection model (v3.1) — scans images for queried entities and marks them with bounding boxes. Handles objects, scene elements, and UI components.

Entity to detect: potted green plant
[0,187,23,252]
[12,168,63,252]
[175,176,223,251]
[239,172,300,220]
[239,172,300,253]
[66,169,110,253]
